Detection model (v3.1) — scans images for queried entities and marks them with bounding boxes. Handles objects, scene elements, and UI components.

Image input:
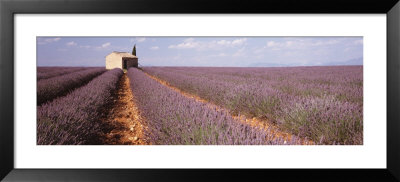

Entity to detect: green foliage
[132,44,136,56]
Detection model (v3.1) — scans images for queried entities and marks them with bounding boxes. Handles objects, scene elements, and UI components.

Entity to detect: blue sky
[37,37,363,67]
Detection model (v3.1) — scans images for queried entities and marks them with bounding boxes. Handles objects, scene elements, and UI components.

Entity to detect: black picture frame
[1,0,399,181]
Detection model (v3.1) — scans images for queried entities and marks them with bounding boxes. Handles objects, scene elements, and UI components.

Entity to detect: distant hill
[326,57,363,66]
[247,62,290,67]
[248,57,363,67]
[344,57,363,65]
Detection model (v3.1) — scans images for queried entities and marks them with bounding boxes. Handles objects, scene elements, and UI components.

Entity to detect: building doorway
[123,59,127,69]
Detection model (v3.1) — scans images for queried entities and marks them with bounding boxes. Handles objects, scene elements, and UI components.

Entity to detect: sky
[37,37,363,67]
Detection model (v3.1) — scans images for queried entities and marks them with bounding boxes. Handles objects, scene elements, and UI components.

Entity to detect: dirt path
[101,73,150,145]
[144,72,314,145]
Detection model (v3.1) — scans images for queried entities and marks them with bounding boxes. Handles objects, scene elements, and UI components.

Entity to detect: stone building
[105,51,138,70]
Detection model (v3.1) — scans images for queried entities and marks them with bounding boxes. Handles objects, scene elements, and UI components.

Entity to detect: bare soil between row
[100,73,150,145]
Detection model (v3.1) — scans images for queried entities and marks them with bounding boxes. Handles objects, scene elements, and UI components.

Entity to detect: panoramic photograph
[36,37,363,145]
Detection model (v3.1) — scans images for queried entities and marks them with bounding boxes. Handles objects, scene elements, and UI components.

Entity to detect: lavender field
[37,66,362,145]
[144,66,363,145]
[37,67,90,80]
[128,68,301,145]
[37,68,123,144]
[37,68,106,105]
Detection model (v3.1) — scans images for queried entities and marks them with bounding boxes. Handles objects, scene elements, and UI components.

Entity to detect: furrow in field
[101,73,150,145]
[144,72,313,145]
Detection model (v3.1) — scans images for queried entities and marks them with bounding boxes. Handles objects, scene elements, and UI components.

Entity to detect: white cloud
[266,39,340,51]
[168,38,247,51]
[150,46,159,50]
[91,42,112,50]
[168,41,199,49]
[184,38,195,42]
[131,38,146,43]
[101,42,111,48]
[217,40,228,45]
[267,40,296,48]
[267,41,277,47]
[231,38,247,46]
[38,37,61,45]
[66,41,77,46]
[137,38,146,42]
[53,38,61,42]
[312,40,339,46]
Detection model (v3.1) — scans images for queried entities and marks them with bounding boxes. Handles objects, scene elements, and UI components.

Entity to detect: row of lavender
[143,66,363,145]
[128,68,302,145]
[37,67,91,80]
[37,68,106,105]
[37,68,123,145]
[37,66,82,73]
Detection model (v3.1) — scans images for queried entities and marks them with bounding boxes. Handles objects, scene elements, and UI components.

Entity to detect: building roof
[108,51,138,58]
